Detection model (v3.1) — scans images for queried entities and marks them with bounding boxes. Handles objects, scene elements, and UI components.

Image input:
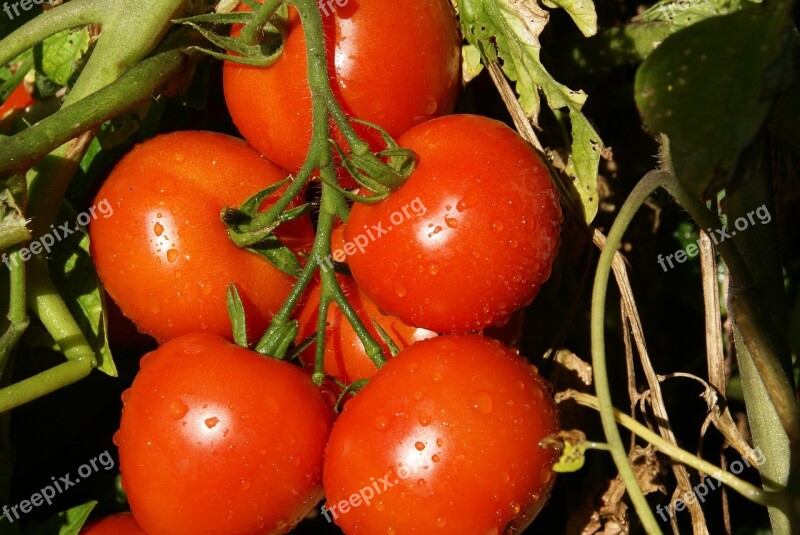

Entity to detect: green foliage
[635,2,795,198]
[49,204,116,377]
[34,28,90,86]
[457,0,603,223]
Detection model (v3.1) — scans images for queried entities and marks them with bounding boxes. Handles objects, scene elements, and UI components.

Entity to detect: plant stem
[240,0,284,45]
[0,248,28,379]
[0,0,105,67]
[0,49,189,176]
[724,139,796,533]
[591,169,669,535]
[564,391,791,511]
[255,0,385,365]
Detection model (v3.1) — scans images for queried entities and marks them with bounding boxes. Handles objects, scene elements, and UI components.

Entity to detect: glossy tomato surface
[323,335,560,534]
[345,114,562,333]
[0,82,33,119]
[90,131,313,343]
[296,274,436,384]
[223,0,461,173]
[117,333,334,535]
[81,513,145,534]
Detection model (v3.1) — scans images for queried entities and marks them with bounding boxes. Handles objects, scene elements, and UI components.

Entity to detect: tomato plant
[345,114,562,333]
[89,131,314,343]
[323,335,560,534]
[222,0,461,174]
[116,333,334,535]
[1,0,799,533]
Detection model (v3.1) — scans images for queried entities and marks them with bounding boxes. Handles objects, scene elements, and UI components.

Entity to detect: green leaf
[226,283,248,348]
[640,0,749,32]
[458,0,602,223]
[35,28,90,86]
[27,500,97,535]
[50,203,116,377]
[0,187,30,251]
[462,44,484,83]
[634,2,794,198]
[246,235,302,278]
[541,0,597,37]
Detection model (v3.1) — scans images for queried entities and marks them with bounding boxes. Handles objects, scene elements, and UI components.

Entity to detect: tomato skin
[90,131,314,343]
[323,335,559,534]
[117,333,334,535]
[81,513,145,534]
[296,274,436,384]
[0,83,33,119]
[222,0,461,174]
[345,115,562,333]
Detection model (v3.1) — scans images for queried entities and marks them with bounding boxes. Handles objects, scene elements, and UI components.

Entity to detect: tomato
[116,333,334,535]
[323,334,560,534]
[0,82,33,119]
[222,0,461,174]
[81,513,145,534]
[90,131,314,343]
[344,115,562,333]
[296,274,436,384]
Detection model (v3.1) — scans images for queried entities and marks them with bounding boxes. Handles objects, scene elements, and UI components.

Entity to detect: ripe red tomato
[90,131,314,343]
[323,334,560,534]
[296,274,436,384]
[81,513,145,534]
[345,114,562,333]
[222,0,461,174]
[117,333,334,535]
[0,82,33,119]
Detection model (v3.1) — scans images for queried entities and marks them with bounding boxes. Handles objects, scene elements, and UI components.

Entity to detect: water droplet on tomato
[436,516,447,527]
[511,502,521,515]
[153,222,164,236]
[415,441,425,451]
[121,389,131,404]
[425,98,438,115]
[374,415,390,430]
[205,417,219,429]
[112,430,121,446]
[149,303,161,314]
[431,371,443,383]
[166,248,179,263]
[428,263,439,275]
[444,216,458,228]
[470,392,494,414]
[436,438,443,447]
[431,454,441,463]
[170,400,189,420]
[394,284,407,297]
[509,239,518,249]
[456,192,480,211]
[491,220,504,233]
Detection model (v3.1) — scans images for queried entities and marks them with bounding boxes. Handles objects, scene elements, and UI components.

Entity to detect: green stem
[0,49,189,176]
[0,358,95,414]
[240,0,284,45]
[591,169,669,535]
[0,0,105,67]
[0,248,28,379]
[566,392,791,511]
[255,0,385,365]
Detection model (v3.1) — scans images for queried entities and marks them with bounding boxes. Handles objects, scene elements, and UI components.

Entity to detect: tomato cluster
[88,1,563,533]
